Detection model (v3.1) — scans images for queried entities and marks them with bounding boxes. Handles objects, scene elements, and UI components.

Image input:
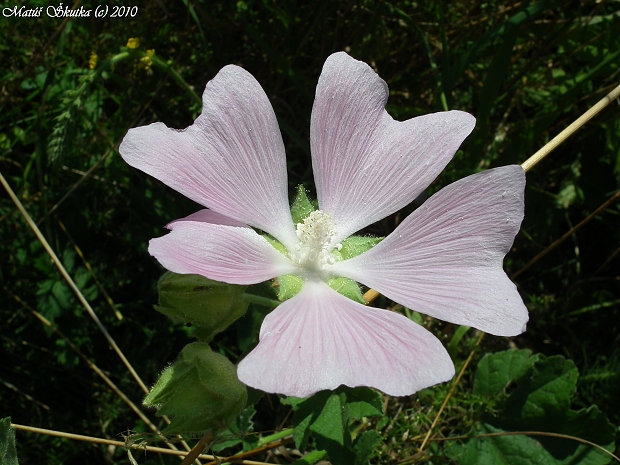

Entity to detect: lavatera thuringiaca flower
[119,52,528,398]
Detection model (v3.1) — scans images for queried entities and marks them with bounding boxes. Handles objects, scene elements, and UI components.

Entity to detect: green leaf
[310,393,356,465]
[293,413,314,452]
[455,423,557,465]
[290,450,328,465]
[454,423,615,465]
[155,272,249,343]
[465,351,616,465]
[473,349,540,397]
[0,418,18,465]
[343,387,383,420]
[211,404,258,452]
[285,388,380,465]
[291,185,316,224]
[285,391,331,451]
[553,405,616,456]
[353,430,381,465]
[503,356,578,426]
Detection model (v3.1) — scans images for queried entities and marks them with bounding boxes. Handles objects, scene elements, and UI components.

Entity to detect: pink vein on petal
[237,280,455,397]
[311,52,476,242]
[331,165,528,336]
[149,219,295,285]
[119,65,297,249]
[165,209,250,229]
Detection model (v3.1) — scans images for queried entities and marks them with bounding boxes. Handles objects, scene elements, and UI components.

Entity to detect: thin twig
[415,430,620,463]
[203,437,295,465]
[57,218,124,320]
[0,377,51,411]
[9,424,272,464]
[0,171,150,395]
[511,190,620,279]
[418,332,485,454]
[179,432,214,465]
[5,289,178,452]
[35,147,113,226]
[521,83,620,172]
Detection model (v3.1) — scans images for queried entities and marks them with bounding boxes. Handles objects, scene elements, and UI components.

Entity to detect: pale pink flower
[119,52,528,398]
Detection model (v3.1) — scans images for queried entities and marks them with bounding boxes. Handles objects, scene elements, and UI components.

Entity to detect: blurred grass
[1,0,619,463]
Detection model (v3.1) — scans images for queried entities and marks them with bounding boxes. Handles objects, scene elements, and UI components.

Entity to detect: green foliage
[1,0,619,462]
[283,387,383,465]
[210,404,259,453]
[0,418,18,465]
[143,342,247,435]
[449,350,616,465]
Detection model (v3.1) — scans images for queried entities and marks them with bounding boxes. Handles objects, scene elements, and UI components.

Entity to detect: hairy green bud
[156,272,249,342]
[144,342,247,435]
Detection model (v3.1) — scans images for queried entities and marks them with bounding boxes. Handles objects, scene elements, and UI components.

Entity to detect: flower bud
[155,272,249,342]
[144,342,248,434]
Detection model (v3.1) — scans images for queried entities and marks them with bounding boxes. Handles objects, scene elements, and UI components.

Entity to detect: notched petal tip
[332,165,528,337]
[237,281,455,398]
[118,64,297,249]
[311,54,479,241]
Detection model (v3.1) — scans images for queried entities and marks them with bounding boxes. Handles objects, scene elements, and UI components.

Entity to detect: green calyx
[326,276,366,304]
[266,185,384,303]
[336,235,383,261]
[155,272,249,343]
[274,274,304,301]
[291,184,317,224]
[143,342,247,435]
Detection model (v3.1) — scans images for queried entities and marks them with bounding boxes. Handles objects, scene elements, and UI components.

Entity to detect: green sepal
[274,274,304,301]
[155,272,249,342]
[262,234,288,257]
[327,277,365,304]
[338,236,383,260]
[143,342,247,435]
[291,185,316,224]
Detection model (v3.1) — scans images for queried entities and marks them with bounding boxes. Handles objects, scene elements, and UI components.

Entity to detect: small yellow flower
[126,38,140,49]
[89,53,98,70]
[146,49,155,57]
[139,56,153,70]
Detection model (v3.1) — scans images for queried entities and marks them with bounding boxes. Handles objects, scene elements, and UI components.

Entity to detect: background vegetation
[1,0,619,463]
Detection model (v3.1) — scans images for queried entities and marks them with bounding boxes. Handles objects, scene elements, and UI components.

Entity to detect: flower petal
[311,52,475,242]
[237,280,455,397]
[166,208,250,229]
[149,217,295,285]
[119,65,297,249]
[330,165,528,336]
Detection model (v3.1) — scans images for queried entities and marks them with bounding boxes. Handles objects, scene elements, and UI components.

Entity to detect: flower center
[290,210,341,276]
